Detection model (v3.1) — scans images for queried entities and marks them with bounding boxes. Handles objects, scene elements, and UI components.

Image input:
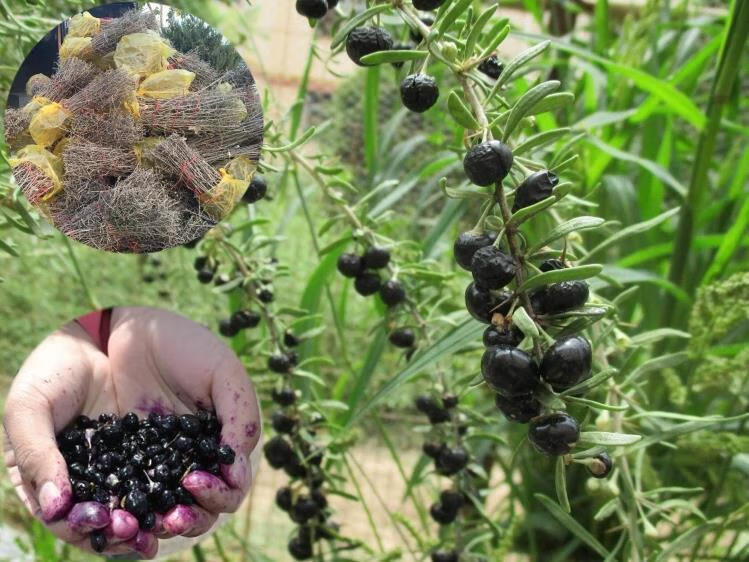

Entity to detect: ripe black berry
[379,279,406,307]
[327,0,338,8]
[540,258,565,272]
[72,480,93,501]
[431,550,459,562]
[465,283,511,324]
[422,442,442,458]
[179,414,201,437]
[532,280,589,315]
[361,246,390,269]
[463,140,514,186]
[478,55,503,80]
[272,411,298,434]
[268,353,292,373]
[436,446,469,475]
[226,311,256,333]
[122,412,139,432]
[413,0,446,9]
[311,488,328,509]
[430,501,458,524]
[264,436,294,468]
[388,327,415,348]
[354,272,381,296]
[528,412,580,455]
[346,26,393,66]
[272,387,297,406]
[242,173,267,204]
[193,256,208,271]
[295,0,328,19]
[139,511,157,530]
[454,230,498,270]
[512,170,559,213]
[197,438,218,460]
[219,318,239,338]
[442,394,459,409]
[217,444,236,465]
[440,490,464,513]
[197,268,215,284]
[123,489,149,517]
[288,535,313,560]
[495,393,541,423]
[409,17,434,42]
[292,495,319,523]
[587,451,613,478]
[284,330,300,347]
[483,325,523,347]
[337,253,363,278]
[276,486,293,511]
[481,345,538,397]
[175,486,195,505]
[400,73,439,113]
[415,395,450,424]
[470,246,516,290]
[258,287,275,303]
[540,336,592,391]
[90,530,107,553]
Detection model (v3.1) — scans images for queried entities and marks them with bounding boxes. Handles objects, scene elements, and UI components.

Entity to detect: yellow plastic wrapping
[122,90,141,118]
[68,12,101,38]
[22,96,51,119]
[133,136,165,167]
[9,145,64,200]
[53,137,72,158]
[137,69,195,99]
[26,73,50,96]
[28,102,72,147]
[198,169,249,220]
[59,36,93,60]
[225,154,257,182]
[114,32,175,77]
[94,51,116,70]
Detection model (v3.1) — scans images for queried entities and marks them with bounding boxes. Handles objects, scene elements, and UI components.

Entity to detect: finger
[104,509,139,543]
[210,356,261,492]
[124,530,159,559]
[161,503,216,536]
[182,470,244,513]
[66,502,111,534]
[181,506,217,538]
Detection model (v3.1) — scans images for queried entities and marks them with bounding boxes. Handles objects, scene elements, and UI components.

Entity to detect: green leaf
[582,207,680,262]
[348,317,484,425]
[585,136,687,197]
[655,522,720,562]
[503,81,561,141]
[702,192,749,284]
[527,92,575,115]
[535,494,611,558]
[517,264,603,293]
[447,90,480,129]
[0,239,19,256]
[629,329,691,346]
[555,457,571,513]
[623,352,689,386]
[626,413,749,453]
[265,127,316,153]
[512,306,539,338]
[464,5,498,57]
[578,431,642,446]
[437,0,473,37]
[478,24,510,61]
[528,216,605,254]
[560,367,618,396]
[359,49,428,65]
[493,40,550,91]
[514,128,571,156]
[330,4,392,49]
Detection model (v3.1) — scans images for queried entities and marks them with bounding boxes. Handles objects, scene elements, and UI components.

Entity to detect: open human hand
[2,307,262,558]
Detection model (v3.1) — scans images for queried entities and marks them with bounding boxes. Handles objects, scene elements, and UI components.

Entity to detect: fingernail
[39,481,72,523]
[132,531,158,558]
[182,470,225,492]
[108,509,139,541]
[162,505,197,535]
[67,501,110,532]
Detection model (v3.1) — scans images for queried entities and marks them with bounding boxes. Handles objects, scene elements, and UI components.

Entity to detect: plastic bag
[137,69,195,99]
[28,101,72,147]
[22,96,51,119]
[9,145,64,200]
[94,51,116,70]
[52,136,72,158]
[68,12,101,38]
[198,169,248,220]
[26,74,50,96]
[59,36,93,60]
[225,154,257,182]
[133,136,165,167]
[114,31,175,77]
[122,90,141,118]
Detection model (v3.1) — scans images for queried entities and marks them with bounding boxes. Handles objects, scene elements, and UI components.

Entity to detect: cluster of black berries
[219,308,261,338]
[264,353,338,557]
[141,256,170,299]
[57,410,235,553]
[241,173,268,205]
[477,54,504,80]
[295,0,338,19]
[414,394,468,561]
[345,22,440,114]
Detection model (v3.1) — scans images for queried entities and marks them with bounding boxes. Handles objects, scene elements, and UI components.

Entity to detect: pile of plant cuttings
[4,8,263,253]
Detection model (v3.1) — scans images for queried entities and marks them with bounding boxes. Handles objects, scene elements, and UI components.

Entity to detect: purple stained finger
[67,501,110,532]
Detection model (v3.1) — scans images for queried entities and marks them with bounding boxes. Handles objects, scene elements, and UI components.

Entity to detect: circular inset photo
[3,2,263,253]
[2,306,262,558]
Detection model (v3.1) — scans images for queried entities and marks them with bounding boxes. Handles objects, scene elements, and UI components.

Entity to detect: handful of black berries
[57,409,236,553]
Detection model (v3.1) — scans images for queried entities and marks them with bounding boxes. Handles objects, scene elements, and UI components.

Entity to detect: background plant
[0,1,747,561]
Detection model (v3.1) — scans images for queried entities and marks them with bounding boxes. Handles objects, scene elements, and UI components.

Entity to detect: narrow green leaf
[528,216,605,254]
[555,457,571,513]
[582,207,680,262]
[0,239,19,256]
[264,127,315,153]
[514,128,570,156]
[655,522,720,562]
[623,352,689,386]
[702,195,749,284]
[478,24,510,61]
[437,0,473,37]
[627,414,749,453]
[447,90,480,129]
[463,5,497,57]
[494,40,550,90]
[330,4,392,50]
[359,49,428,65]
[348,317,484,425]
[517,265,603,293]
[503,81,561,141]
[629,329,691,346]
[535,494,611,558]
[579,431,642,446]
[527,92,575,115]
[512,306,539,338]
[559,367,617,396]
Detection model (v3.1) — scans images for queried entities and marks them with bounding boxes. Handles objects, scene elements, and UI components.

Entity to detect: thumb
[3,389,73,523]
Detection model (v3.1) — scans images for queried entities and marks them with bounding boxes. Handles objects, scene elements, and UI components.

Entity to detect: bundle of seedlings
[56,409,236,553]
[7,7,262,252]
